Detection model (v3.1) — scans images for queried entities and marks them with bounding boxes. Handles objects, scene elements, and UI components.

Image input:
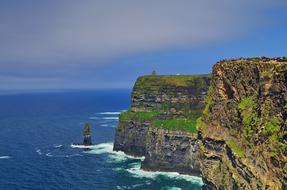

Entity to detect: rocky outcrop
[83,122,92,145]
[114,120,149,157]
[142,128,201,176]
[199,57,287,190]
[114,75,211,174]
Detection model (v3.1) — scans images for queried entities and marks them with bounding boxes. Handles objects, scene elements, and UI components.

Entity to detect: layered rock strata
[199,57,287,190]
[114,75,211,174]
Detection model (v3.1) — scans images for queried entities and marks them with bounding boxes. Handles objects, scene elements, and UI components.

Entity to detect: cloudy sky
[1,0,287,90]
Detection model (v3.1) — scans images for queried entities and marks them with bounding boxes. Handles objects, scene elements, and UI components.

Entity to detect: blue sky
[0,0,287,90]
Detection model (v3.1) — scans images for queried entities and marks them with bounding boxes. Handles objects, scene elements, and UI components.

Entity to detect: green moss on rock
[120,110,159,122]
[152,118,198,133]
[226,139,245,157]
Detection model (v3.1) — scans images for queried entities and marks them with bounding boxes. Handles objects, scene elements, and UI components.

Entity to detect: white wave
[45,152,82,158]
[71,144,98,149]
[89,116,99,120]
[164,187,182,190]
[89,116,118,120]
[103,117,119,120]
[36,149,42,155]
[126,162,203,185]
[97,112,121,115]
[100,124,109,127]
[0,156,11,159]
[84,142,144,162]
[65,154,82,158]
[46,153,53,157]
[54,144,63,148]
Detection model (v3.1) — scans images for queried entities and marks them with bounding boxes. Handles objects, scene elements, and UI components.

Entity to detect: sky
[0,0,287,90]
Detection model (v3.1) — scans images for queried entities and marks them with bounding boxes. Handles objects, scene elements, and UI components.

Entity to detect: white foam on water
[97,112,121,115]
[71,144,98,149]
[100,124,109,127]
[45,152,82,158]
[103,117,119,120]
[0,156,11,159]
[46,153,53,157]
[89,116,99,120]
[84,142,144,162]
[36,149,42,155]
[164,187,182,190]
[126,162,203,185]
[54,144,63,148]
[65,154,83,158]
[83,142,202,186]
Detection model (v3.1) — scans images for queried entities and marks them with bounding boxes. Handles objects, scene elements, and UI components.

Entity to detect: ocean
[0,90,203,190]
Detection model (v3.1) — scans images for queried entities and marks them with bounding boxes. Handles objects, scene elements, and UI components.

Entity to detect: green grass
[152,118,198,133]
[202,84,214,116]
[134,74,211,91]
[227,140,245,157]
[261,116,281,136]
[237,97,258,140]
[119,110,159,122]
[238,97,255,110]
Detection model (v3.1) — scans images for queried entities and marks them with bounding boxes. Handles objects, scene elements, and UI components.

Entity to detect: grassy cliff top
[133,74,211,91]
[218,56,287,63]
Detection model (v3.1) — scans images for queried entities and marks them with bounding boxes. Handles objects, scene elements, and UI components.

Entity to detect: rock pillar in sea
[83,122,92,145]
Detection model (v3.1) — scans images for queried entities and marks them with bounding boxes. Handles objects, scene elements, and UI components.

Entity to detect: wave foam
[84,142,144,162]
[89,116,99,120]
[54,144,63,148]
[103,117,118,120]
[71,144,98,149]
[126,162,203,185]
[0,156,11,159]
[36,149,42,155]
[97,112,121,115]
[45,152,82,158]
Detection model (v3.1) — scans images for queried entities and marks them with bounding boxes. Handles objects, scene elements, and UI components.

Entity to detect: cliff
[199,57,287,189]
[114,74,211,174]
[113,57,287,189]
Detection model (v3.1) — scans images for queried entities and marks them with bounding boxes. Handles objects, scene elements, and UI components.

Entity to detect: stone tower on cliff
[83,122,92,145]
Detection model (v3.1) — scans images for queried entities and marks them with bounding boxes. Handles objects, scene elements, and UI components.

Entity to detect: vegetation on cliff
[119,74,211,133]
[198,57,287,190]
[152,118,198,133]
[119,109,159,122]
[134,74,211,92]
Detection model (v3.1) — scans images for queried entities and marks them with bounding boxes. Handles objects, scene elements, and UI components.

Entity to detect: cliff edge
[199,57,287,190]
[113,57,287,189]
[114,74,211,175]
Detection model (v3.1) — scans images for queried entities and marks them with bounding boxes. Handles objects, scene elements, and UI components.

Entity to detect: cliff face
[114,75,211,174]
[114,57,287,189]
[142,128,201,175]
[199,58,287,190]
[114,120,149,156]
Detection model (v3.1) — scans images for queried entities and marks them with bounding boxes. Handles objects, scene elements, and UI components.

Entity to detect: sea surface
[0,90,203,190]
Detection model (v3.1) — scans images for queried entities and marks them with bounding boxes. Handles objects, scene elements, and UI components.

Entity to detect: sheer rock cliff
[113,57,287,189]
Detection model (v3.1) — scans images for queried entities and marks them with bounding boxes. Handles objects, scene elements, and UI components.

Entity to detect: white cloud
[0,0,284,65]
[0,0,286,89]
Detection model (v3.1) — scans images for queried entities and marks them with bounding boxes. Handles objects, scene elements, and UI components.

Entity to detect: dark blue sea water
[0,90,203,190]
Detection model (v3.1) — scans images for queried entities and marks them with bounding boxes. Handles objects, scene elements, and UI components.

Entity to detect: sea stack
[83,122,92,145]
